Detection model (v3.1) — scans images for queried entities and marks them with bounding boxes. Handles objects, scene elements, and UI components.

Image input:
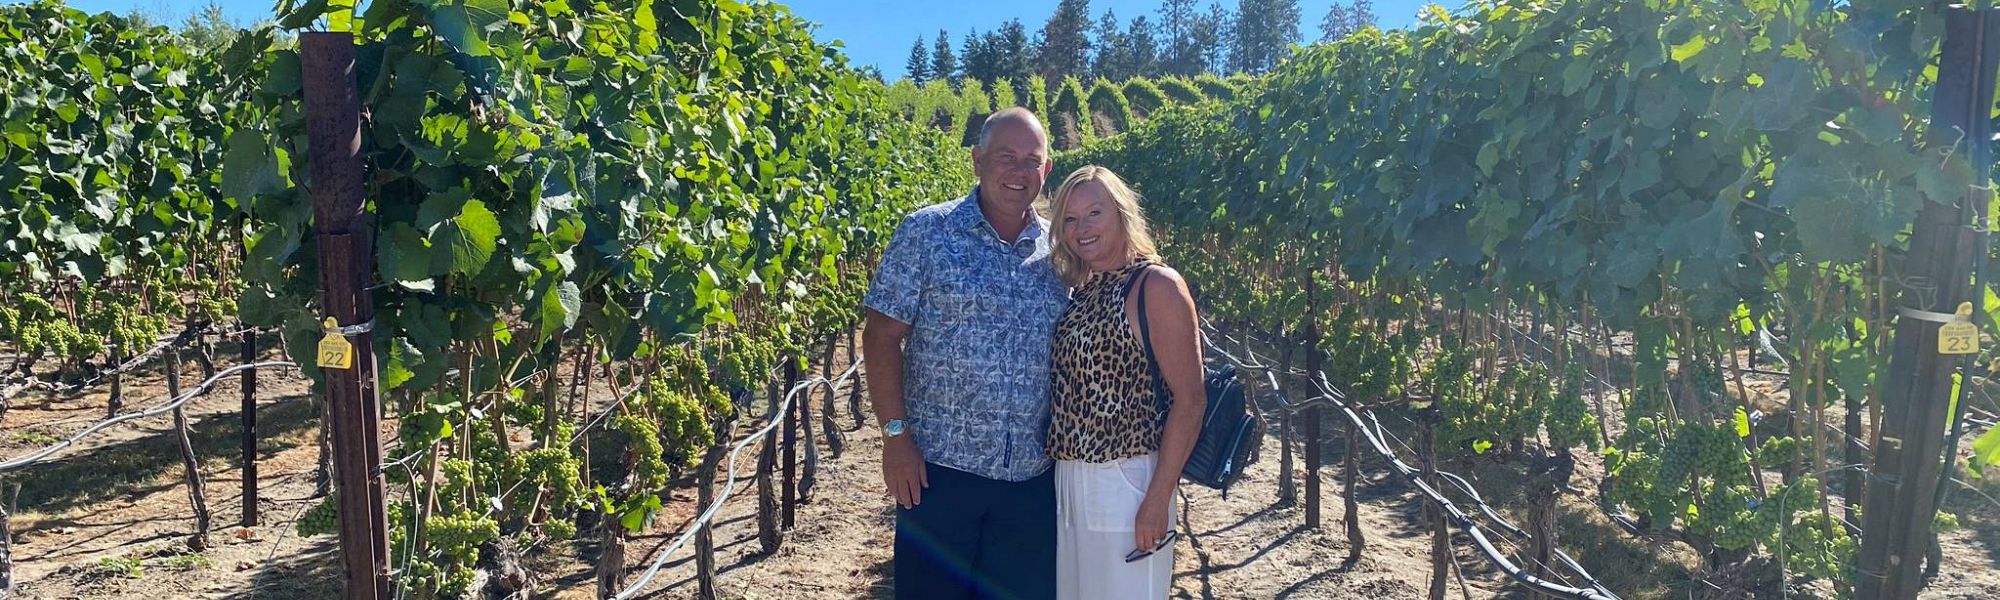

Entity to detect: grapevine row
[1059,0,1969,594]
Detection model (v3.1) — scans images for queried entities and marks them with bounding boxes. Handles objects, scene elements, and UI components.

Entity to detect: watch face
[885,420,906,436]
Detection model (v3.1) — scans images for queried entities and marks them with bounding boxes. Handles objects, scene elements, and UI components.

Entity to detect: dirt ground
[4,334,1999,599]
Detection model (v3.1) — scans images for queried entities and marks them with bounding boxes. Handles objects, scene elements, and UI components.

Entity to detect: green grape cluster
[92,289,170,347]
[505,447,584,514]
[541,518,577,540]
[1500,364,1552,444]
[189,278,239,323]
[1688,360,1727,410]
[716,334,778,391]
[1440,359,1549,456]
[1321,306,1414,404]
[386,511,498,600]
[1646,428,1702,524]
[1937,510,1961,533]
[1757,436,1800,466]
[2,294,97,366]
[644,379,720,469]
[1429,341,1484,452]
[1694,424,1749,487]
[439,459,476,506]
[427,512,500,558]
[0,304,18,338]
[1689,483,1765,550]
[612,414,669,492]
[294,496,338,537]
[1643,424,1750,525]
[1604,447,1662,511]
[1546,359,1601,450]
[1766,482,1854,581]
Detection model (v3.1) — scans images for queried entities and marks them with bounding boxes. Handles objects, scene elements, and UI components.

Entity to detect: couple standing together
[862,107,1206,600]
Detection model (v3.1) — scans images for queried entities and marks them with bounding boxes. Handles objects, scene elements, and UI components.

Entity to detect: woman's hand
[1133,494,1172,553]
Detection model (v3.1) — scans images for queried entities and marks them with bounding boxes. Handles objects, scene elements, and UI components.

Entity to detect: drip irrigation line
[1206,328,1619,600]
[0,361,298,473]
[611,356,863,599]
[1357,416,1590,589]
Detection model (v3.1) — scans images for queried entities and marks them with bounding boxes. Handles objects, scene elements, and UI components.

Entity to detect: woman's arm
[1128,265,1206,552]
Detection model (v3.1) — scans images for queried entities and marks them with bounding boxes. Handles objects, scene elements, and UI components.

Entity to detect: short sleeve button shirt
[862,188,1071,482]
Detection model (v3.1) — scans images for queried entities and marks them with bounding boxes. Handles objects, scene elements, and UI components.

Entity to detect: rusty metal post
[301,31,390,600]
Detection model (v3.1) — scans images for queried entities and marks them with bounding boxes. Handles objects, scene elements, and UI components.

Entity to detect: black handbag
[1125,266,1264,498]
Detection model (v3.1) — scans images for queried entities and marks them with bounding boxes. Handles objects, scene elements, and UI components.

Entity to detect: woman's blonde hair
[1047,165,1160,287]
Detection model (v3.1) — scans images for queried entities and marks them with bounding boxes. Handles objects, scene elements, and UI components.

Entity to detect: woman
[1046,165,1206,599]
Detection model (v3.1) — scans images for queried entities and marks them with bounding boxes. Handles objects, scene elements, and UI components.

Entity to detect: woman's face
[1060,180,1128,271]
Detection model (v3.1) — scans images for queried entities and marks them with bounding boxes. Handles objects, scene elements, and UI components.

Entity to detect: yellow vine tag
[1940,302,1979,356]
[317,318,354,370]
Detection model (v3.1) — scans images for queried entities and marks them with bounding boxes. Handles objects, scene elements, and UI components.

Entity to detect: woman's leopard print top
[1047,259,1169,462]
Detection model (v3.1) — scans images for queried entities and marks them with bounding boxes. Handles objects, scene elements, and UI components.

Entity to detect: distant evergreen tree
[1229,0,1298,74]
[994,19,1037,91]
[1320,0,1375,41]
[932,29,960,88]
[1091,8,1124,80]
[1036,0,1093,83]
[906,36,931,83]
[962,27,996,85]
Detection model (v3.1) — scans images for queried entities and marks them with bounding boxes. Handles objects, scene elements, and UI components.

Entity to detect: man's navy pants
[894,463,1057,600]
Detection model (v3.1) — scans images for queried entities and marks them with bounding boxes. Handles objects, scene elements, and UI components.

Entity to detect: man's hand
[1134,494,1171,554]
[883,435,928,509]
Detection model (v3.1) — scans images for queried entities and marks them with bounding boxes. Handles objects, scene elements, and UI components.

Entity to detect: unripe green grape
[295,496,339,537]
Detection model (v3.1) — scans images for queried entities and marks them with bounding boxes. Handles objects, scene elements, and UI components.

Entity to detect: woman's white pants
[1055,453,1175,600]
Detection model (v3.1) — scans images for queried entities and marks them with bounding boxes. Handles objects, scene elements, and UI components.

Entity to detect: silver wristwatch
[882,418,908,438]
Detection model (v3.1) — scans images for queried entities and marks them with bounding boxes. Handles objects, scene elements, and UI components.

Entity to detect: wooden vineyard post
[1856,9,1998,599]
[240,325,259,526]
[1304,408,1322,528]
[800,386,820,504]
[1304,269,1324,530]
[1,482,11,599]
[1276,348,1297,507]
[821,336,844,459]
[107,347,122,418]
[1342,421,1362,563]
[695,406,735,600]
[301,32,391,600]
[166,346,212,550]
[847,331,866,430]
[780,356,796,528]
[1417,406,1445,599]
[758,365,782,553]
[1525,452,1574,597]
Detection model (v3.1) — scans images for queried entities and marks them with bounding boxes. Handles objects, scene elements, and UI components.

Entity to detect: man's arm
[863,309,926,508]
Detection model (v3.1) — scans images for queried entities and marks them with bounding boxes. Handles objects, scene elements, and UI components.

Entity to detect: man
[861,107,1069,600]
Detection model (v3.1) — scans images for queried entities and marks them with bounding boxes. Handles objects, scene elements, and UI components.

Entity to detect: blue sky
[43,0,1433,76]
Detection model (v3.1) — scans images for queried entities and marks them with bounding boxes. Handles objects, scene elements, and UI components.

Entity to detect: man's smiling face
[971,113,1052,216]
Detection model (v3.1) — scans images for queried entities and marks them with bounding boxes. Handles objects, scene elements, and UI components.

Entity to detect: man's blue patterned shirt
[862,188,1071,482]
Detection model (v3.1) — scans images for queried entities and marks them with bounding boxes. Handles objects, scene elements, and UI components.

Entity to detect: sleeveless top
[1047,259,1170,462]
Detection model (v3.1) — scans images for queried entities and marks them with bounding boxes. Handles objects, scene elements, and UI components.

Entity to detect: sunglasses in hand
[1123,530,1179,563]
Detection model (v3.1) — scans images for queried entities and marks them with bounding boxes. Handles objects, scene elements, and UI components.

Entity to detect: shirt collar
[955,186,1046,245]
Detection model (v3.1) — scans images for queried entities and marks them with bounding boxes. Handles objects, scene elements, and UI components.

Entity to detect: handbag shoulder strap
[1121,262,1168,412]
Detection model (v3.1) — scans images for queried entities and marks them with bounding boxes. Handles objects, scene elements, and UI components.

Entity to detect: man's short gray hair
[976,106,1049,154]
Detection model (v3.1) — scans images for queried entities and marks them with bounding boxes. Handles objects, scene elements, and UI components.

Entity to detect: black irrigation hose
[1323,385,1620,600]
[0,361,299,473]
[1205,324,1621,600]
[1432,467,1609,594]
